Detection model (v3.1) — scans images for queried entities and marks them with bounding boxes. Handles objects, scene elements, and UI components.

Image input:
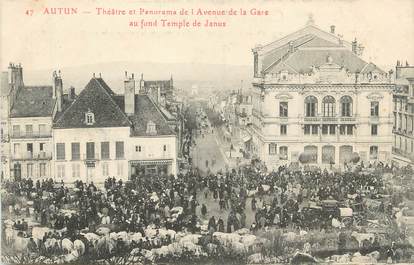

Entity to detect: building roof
[54,76,175,136]
[10,86,55,118]
[260,24,384,75]
[113,94,174,136]
[54,78,131,128]
[267,49,383,74]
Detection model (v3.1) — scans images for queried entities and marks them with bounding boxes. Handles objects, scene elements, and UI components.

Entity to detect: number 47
[26,9,34,16]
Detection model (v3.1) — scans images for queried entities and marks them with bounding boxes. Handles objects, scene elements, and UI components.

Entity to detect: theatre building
[247,20,394,169]
[52,73,177,184]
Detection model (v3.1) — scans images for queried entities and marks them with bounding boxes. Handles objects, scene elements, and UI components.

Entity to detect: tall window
[370,146,378,160]
[27,163,33,177]
[39,124,46,135]
[269,143,277,155]
[14,143,20,155]
[323,125,336,135]
[371,124,378,136]
[304,145,318,164]
[117,162,123,176]
[56,143,65,160]
[72,164,80,178]
[370,101,379,117]
[279,102,288,117]
[57,165,65,179]
[322,96,336,117]
[71,142,80,160]
[86,142,95,159]
[102,162,109,176]
[279,146,288,160]
[101,142,110,159]
[13,125,20,137]
[340,125,354,135]
[304,125,311,135]
[322,145,335,164]
[25,125,33,136]
[280,125,287,135]
[39,163,46,178]
[311,125,318,135]
[304,125,318,135]
[116,141,124,159]
[305,96,318,117]
[340,96,353,117]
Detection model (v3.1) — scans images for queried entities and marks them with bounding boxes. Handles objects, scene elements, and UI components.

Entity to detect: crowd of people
[1,115,412,262]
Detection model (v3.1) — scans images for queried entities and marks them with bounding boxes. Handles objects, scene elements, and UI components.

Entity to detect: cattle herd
[1,161,414,264]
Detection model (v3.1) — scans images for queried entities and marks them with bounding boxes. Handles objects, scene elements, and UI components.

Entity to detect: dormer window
[85,110,95,125]
[146,120,157,135]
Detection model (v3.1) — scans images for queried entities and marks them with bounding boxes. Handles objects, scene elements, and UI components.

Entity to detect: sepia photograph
[1,0,414,264]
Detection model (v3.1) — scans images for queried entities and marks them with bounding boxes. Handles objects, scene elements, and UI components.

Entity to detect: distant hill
[22,61,253,94]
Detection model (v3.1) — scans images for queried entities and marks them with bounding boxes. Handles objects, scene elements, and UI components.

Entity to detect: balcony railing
[11,151,52,160]
[303,117,320,122]
[340,117,356,122]
[11,131,52,139]
[82,153,100,161]
[321,117,338,122]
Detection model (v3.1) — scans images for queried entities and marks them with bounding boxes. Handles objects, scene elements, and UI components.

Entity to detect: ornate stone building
[247,21,394,169]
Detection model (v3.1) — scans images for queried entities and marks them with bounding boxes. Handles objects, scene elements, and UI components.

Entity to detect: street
[191,128,228,174]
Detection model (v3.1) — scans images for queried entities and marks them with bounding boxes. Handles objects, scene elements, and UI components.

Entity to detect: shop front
[129,159,173,179]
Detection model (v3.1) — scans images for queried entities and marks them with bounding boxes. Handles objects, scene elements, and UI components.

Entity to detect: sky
[1,0,414,71]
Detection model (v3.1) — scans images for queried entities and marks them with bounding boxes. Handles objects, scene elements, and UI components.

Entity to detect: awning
[130,159,173,166]
[242,135,251,142]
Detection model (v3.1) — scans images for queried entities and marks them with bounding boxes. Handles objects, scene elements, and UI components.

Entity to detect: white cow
[32,227,51,241]
[73,240,85,256]
[61,238,74,254]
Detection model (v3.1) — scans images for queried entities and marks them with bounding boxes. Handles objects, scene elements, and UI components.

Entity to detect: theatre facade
[247,21,394,169]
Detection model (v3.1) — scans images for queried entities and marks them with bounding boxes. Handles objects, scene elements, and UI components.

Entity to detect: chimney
[330,25,335,34]
[352,38,358,54]
[8,63,24,90]
[69,86,76,101]
[53,71,63,112]
[124,73,135,115]
[139,73,145,94]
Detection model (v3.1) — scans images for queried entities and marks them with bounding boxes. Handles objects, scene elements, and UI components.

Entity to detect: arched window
[303,145,318,164]
[340,96,353,117]
[305,96,318,117]
[322,145,335,164]
[322,96,336,117]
